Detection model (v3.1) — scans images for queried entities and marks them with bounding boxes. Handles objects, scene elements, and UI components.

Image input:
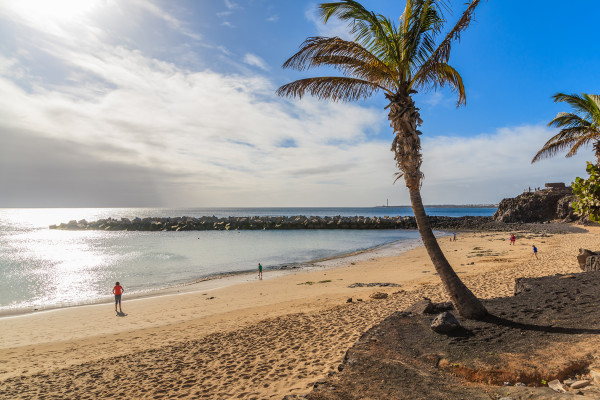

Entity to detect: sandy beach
[1,225,597,399]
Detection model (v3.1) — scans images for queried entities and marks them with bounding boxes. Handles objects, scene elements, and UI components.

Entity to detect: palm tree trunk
[406,182,488,319]
[388,90,487,320]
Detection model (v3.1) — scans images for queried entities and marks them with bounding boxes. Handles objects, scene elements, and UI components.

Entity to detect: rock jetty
[49,215,497,232]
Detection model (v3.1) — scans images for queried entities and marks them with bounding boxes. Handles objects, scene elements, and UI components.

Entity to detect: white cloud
[132,0,202,41]
[0,1,591,208]
[418,125,590,204]
[243,53,270,71]
[224,0,240,10]
[0,0,392,207]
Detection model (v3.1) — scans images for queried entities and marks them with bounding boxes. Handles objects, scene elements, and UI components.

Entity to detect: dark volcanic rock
[348,282,401,288]
[556,194,578,221]
[405,298,454,315]
[51,215,503,232]
[578,249,598,271]
[584,255,600,272]
[304,272,600,400]
[493,188,574,223]
[369,292,388,300]
[430,311,461,333]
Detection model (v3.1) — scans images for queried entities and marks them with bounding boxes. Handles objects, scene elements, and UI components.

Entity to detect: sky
[0,0,599,208]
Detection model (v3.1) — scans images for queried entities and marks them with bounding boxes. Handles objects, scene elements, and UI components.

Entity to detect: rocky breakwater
[49,215,496,232]
[493,186,577,223]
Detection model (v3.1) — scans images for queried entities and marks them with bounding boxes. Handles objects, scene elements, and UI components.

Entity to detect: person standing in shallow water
[258,263,263,280]
[113,281,124,313]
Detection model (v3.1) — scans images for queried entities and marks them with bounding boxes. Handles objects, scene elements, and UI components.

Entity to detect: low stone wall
[49,215,497,232]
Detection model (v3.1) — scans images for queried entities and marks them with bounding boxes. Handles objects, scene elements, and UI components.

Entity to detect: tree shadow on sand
[483,314,600,335]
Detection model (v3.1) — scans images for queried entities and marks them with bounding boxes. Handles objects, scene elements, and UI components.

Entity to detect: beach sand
[1,225,598,399]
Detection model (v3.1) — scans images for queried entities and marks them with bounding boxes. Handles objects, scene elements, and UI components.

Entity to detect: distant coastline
[375,204,498,208]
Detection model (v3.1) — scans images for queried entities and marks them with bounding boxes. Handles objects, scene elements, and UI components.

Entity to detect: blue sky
[0,0,598,207]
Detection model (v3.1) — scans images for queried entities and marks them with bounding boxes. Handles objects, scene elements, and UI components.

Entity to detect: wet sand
[1,225,596,399]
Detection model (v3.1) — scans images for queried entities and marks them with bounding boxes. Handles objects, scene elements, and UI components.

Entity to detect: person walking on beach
[113,281,124,313]
[510,234,515,245]
[532,245,538,259]
[258,263,263,280]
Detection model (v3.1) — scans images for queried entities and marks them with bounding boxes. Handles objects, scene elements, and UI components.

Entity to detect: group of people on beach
[110,238,541,315]
[509,233,538,259]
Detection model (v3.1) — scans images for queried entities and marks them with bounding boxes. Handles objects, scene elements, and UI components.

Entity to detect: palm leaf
[412,62,465,105]
[281,36,396,90]
[276,76,381,102]
[417,0,481,92]
[534,92,600,163]
[532,128,599,162]
[552,93,600,127]
[548,112,592,130]
[319,1,397,66]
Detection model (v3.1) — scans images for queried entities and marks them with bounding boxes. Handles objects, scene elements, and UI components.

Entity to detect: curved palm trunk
[407,183,488,319]
[388,90,487,320]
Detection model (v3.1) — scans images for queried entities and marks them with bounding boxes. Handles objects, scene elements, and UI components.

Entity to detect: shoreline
[0,235,424,319]
[1,224,596,399]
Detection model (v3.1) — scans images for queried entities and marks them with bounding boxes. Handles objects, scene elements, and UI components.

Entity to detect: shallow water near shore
[0,207,495,313]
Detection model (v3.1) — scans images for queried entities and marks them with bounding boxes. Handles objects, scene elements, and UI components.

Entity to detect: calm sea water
[0,207,496,313]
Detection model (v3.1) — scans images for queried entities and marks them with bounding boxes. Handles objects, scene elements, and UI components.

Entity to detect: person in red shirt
[112,282,124,314]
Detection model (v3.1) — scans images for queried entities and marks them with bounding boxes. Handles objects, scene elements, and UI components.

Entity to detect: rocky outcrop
[577,249,597,270]
[585,256,600,272]
[574,249,600,272]
[556,194,578,221]
[493,187,576,223]
[50,215,500,232]
[303,272,600,400]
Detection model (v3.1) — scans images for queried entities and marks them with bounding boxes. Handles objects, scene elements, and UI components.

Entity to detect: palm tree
[532,93,600,165]
[277,0,487,319]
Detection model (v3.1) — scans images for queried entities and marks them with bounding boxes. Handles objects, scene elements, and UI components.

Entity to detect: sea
[0,206,496,314]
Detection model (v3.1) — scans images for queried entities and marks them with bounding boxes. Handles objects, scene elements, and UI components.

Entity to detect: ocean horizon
[0,206,496,314]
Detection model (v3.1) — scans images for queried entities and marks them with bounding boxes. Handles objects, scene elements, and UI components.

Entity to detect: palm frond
[532,129,599,162]
[310,55,397,89]
[281,36,396,91]
[412,62,465,105]
[276,76,381,102]
[534,92,600,163]
[552,93,600,127]
[319,1,397,66]
[532,137,578,163]
[417,0,481,83]
[401,0,445,72]
[548,112,592,130]
[565,136,595,158]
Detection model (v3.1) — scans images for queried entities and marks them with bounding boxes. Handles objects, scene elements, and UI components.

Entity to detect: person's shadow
[116,311,128,317]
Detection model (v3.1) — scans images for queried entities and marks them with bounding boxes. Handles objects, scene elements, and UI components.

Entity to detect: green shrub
[572,162,600,221]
